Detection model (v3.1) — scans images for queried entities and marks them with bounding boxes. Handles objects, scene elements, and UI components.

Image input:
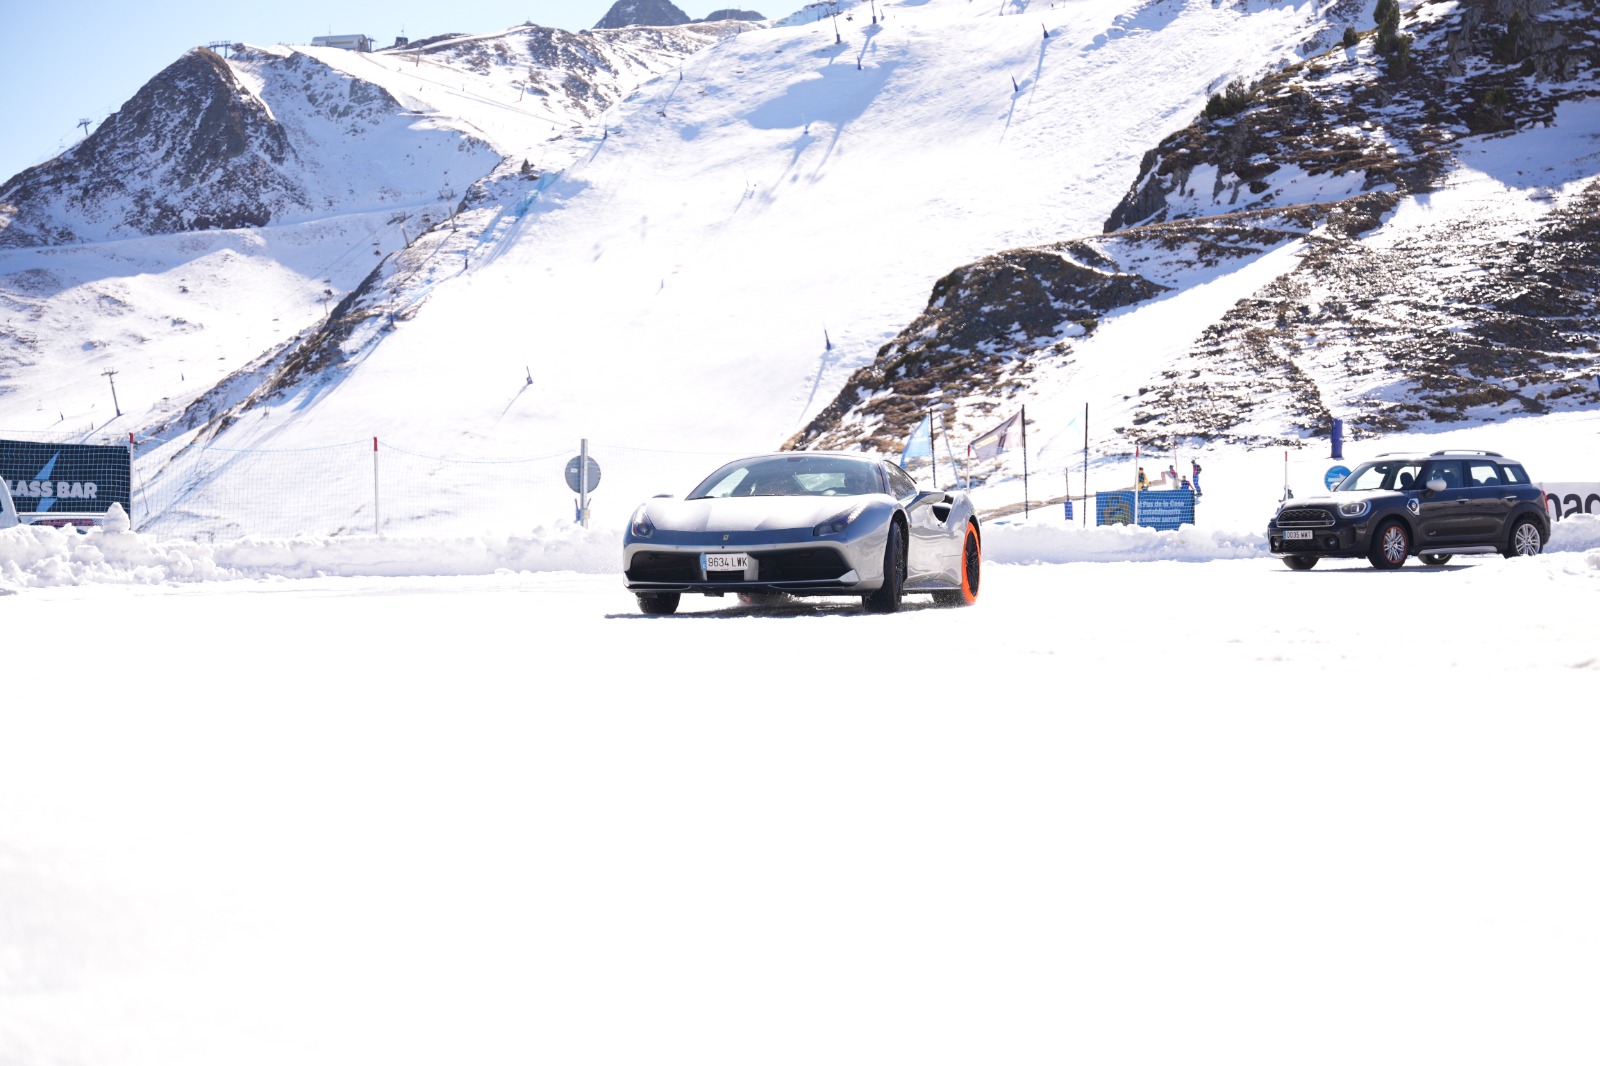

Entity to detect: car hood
[1278,489,1403,512]
[644,494,877,533]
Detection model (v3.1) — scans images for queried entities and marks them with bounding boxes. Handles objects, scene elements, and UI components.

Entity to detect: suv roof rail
[1429,449,1502,457]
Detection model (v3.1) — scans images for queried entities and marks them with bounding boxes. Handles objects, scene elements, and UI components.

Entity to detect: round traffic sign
[565,455,602,493]
[1325,464,1351,491]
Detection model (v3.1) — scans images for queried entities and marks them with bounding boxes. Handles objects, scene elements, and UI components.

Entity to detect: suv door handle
[1503,495,1519,503]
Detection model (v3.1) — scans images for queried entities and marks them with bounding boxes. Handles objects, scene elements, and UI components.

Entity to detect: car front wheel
[636,592,680,615]
[1504,518,1544,558]
[1282,555,1318,571]
[863,521,905,614]
[1369,521,1409,569]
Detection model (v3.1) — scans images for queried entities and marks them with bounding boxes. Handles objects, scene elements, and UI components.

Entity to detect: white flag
[968,411,1021,460]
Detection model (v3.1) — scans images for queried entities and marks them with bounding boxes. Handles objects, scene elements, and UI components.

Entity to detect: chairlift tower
[102,368,122,417]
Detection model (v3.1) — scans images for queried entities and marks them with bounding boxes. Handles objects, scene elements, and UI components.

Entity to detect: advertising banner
[1,439,132,521]
[1542,483,1600,522]
[1095,489,1196,531]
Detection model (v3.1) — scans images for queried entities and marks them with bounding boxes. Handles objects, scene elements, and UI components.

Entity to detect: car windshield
[688,456,881,499]
[1338,459,1424,492]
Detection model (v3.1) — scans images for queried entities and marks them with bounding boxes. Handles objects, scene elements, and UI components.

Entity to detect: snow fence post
[127,432,137,529]
[373,437,381,536]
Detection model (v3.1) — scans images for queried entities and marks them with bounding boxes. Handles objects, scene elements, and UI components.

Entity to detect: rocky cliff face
[1104,0,1595,232]
[787,244,1169,454]
[0,49,304,246]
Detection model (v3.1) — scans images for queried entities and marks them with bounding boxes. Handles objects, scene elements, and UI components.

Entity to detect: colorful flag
[968,411,1021,460]
[900,413,932,467]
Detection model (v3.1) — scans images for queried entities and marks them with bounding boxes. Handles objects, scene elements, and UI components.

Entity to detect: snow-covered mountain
[792,0,1600,456]
[1,0,1596,536]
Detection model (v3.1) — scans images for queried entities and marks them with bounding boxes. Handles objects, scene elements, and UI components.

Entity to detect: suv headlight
[629,504,655,538]
[813,503,866,537]
[1338,500,1370,518]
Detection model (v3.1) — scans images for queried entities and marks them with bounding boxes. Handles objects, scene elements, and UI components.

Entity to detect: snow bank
[0,522,624,588]
[984,516,1270,564]
[9,514,1597,588]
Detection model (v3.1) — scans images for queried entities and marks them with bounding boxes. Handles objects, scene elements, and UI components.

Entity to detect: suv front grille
[1278,507,1335,527]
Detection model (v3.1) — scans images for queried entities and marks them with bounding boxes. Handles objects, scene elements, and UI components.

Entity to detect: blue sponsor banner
[1095,489,1196,531]
[1,439,131,518]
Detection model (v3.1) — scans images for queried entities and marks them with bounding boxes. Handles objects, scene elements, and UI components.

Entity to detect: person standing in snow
[1191,459,1203,495]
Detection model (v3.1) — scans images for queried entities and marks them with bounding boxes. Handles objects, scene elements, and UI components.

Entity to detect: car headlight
[629,504,655,538]
[813,503,866,537]
[1338,500,1370,518]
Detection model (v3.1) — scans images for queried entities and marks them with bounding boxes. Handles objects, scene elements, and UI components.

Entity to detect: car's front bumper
[1267,522,1366,557]
[624,527,882,597]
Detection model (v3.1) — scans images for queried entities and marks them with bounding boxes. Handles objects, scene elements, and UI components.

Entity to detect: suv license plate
[704,552,752,573]
[1284,530,1313,541]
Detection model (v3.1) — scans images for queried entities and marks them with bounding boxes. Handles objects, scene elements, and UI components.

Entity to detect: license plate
[1284,529,1313,540]
[703,552,752,574]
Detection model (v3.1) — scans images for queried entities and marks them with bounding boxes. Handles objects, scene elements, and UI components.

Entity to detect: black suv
[1267,450,1549,570]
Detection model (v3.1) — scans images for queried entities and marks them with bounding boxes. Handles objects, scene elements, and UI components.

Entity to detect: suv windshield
[1339,459,1424,492]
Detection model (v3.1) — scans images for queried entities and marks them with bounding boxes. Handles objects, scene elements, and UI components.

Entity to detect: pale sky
[0,0,737,183]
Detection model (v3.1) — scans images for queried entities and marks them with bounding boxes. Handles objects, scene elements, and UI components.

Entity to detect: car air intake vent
[1278,507,1335,526]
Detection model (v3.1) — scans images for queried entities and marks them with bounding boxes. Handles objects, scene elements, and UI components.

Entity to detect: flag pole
[930,405,938,489]
[1021,404,1030,518]
[1082,402,1089,526]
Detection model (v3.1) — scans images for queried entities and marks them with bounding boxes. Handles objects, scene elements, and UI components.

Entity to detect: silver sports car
[623,452,982,614]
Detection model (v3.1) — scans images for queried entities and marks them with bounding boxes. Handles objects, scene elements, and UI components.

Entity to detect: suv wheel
[1282,555,1317,571]
[1504,518,1544,558]
[1419,553,1452,566]
[1369,520,1409,570]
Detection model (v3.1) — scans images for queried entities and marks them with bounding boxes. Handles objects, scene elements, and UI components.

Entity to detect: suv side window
[1465,459,1502,487]
[884,464,918,499]
[1423,460,1465,489]
[1500,463,1530,486]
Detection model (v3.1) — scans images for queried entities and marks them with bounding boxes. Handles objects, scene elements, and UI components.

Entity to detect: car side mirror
[1425,478,1447,493]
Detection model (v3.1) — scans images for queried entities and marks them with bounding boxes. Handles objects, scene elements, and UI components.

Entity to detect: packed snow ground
[5,537,1600,1066]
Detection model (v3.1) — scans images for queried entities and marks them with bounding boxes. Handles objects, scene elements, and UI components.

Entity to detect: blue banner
[1095,489,1195,530]
[900,414,932,467]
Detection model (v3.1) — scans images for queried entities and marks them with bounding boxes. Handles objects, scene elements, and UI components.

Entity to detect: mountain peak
[594,0,694,29]
[0,47,299,246]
